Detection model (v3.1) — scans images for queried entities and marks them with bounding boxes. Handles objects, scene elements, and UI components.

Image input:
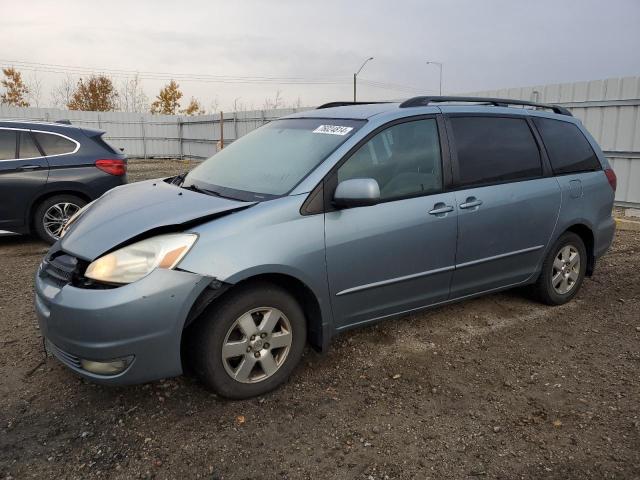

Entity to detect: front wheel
[533,232,587,306]
[188,282,307,399]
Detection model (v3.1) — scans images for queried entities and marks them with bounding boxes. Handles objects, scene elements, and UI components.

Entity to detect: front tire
[188,282,307,399]
[33,194,86,244]
[534,232,587,306]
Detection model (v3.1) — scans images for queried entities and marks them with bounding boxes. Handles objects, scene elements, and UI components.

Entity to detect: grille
[46,340,82,369]
[42,253,79,285]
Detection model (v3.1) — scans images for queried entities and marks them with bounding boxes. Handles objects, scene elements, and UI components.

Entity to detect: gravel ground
[1,159,639,479]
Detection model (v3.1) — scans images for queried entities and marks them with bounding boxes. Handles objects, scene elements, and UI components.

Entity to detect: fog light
[80,356,133,375]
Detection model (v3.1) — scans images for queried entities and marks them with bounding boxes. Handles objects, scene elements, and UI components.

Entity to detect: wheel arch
[183,272,331,353]
[564,223,595,276]
[28,189,91,232]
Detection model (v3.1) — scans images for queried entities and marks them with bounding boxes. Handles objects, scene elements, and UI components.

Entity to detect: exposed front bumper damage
[35,263,211,385]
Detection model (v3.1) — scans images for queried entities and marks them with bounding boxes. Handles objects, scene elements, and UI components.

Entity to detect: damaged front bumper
[35,261,212,385]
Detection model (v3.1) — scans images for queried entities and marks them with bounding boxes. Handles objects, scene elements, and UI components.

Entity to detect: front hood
[60,179,254,260]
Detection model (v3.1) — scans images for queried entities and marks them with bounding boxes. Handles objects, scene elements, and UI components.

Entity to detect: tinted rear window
[450,116,542,187]
[0,130,17,160]
[533,117,600,174]
[33,132,77,156]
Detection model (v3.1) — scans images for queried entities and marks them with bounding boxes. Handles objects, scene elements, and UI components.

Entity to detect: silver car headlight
[85,233,197,284]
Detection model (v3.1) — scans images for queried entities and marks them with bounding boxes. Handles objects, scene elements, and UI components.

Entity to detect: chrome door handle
[429,204,454,215]
[459,198,483,209]
[18,165,39,171]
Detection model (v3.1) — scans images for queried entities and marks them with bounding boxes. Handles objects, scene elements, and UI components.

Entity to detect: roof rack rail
[316,101,391,109]
[398,96,572,116]
[55,119,72,125]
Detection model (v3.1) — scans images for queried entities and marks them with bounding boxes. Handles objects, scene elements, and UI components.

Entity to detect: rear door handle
[429,203,454,216]
[18,165,40,171]
[459,197,483,209]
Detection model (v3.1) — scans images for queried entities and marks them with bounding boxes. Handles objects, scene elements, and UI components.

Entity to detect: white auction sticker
[312,125,354,136]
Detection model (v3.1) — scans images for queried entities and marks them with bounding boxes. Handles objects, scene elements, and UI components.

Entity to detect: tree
[1,67,30,107]
[150,80,182,115]
[50,75,75,109]
[262,89,284,110]
[118,74,148,113]
[26,72,43,108]
[68,75,118,111]
[181,97,205,116]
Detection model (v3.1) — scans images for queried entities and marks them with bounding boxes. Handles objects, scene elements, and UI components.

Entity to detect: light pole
[426,61,443,95]
[353,57,374,102]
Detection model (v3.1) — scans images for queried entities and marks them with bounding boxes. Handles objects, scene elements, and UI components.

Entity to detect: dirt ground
[1,159,639,480]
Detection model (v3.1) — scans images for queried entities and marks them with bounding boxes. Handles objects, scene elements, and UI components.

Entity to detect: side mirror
[333,178,381,208]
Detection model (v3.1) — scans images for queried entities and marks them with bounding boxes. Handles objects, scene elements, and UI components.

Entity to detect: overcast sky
[2,0,640,111]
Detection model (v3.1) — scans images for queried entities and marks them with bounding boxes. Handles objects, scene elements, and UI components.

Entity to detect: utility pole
[426,61,444,95]
[353,57,374,102]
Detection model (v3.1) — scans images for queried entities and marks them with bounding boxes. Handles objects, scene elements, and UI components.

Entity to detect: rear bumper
[35,265,210,385]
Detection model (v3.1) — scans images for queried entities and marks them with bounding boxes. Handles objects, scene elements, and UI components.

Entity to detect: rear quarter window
[532,117,600,174]
[449,116,542,187]
[33,132,77,156]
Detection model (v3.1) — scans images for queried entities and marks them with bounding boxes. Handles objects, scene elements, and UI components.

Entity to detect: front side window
[33,132,77,156]
[337,119,442,200]
[532,117,600,174]
[19,131,41,158]
[0,130,17,160]
[184,118,364,199]
[450,116,542,187]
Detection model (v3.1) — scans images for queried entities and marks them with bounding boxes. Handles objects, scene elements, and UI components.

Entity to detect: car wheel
[34,194,86,244]
[534,232,587,306]
[189,282,307,399]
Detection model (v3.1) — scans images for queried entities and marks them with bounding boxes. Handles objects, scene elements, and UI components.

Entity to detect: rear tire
[188,282,307,399]
[33,194,86,244]
[533,232,587,306]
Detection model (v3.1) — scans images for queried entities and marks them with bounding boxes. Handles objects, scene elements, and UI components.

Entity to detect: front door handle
[459,197,483,209]
[18,165,40,171]
[429,203,454,216]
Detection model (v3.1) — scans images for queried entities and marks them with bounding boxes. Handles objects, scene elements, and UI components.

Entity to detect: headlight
[60,200,95,238]
[85,233,197,284]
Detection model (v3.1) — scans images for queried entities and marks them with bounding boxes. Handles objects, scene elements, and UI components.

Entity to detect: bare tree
[118,74,148,113]
[290,96,303,109]
[262,89,284,110]
[26,72,43,108]
[50,75,75,109]
[209,96,220,114]
[232,97,246,113]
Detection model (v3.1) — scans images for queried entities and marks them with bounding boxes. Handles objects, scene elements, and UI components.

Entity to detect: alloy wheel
[551,245,580,295]
[221,307,293,384]
[43,202,80,239]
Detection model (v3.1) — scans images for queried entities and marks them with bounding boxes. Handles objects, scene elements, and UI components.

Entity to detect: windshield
[183,118,364,200]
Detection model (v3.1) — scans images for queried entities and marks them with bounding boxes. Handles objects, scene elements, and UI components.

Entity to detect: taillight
[95,159,126,176]
[604,168,617,192]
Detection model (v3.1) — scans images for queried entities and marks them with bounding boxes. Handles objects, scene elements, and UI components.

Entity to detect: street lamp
[426,61,443,95]
[353,57,374,102]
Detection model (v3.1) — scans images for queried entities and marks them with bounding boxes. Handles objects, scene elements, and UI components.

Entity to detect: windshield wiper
[181,183,240,201]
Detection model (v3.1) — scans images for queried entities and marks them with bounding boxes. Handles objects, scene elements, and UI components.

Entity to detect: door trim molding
[335,265,455,296]
[335,244,544,297]
[455,244,544,269]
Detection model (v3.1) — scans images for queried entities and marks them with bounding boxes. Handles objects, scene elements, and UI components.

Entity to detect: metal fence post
[178,117,184,159]
[219,111,224,149]
[141,116,147,159]
[233,111,238,143]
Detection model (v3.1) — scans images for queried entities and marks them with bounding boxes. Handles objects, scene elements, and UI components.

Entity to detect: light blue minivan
[35,97,617,398]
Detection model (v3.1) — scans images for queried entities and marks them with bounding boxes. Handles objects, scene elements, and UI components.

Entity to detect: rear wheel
[533,232,587,305]
[33,194,86,244]
[189,282,306,399]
